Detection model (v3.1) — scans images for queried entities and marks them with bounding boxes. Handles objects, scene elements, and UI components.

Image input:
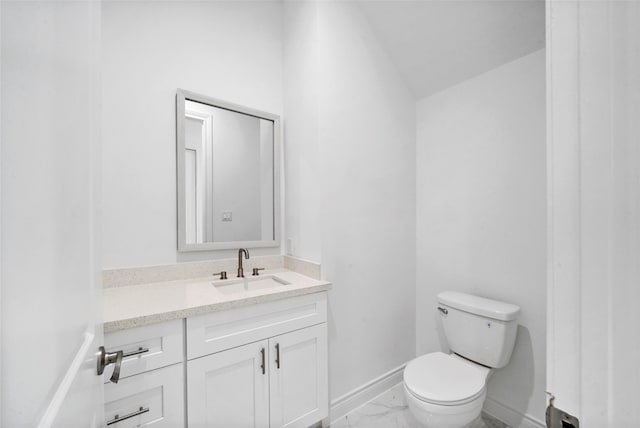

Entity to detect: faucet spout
[237,248,250,278]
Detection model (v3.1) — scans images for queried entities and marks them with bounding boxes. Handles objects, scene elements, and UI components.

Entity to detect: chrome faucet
[237,248,250,278]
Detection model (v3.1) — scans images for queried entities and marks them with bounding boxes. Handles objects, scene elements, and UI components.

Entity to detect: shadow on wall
[486,325,535,425]
[435,314,536,425]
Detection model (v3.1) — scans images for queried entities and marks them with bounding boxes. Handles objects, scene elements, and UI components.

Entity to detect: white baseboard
[483,396,545,428]
[329,363,406,424]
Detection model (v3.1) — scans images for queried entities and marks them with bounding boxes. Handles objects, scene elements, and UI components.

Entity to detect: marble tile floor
[330,383,510,428]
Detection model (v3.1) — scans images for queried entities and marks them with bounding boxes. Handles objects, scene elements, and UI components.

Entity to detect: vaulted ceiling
[357,1,545,99]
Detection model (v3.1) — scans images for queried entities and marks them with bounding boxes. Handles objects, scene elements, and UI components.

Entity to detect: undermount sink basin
[213,275,290,295]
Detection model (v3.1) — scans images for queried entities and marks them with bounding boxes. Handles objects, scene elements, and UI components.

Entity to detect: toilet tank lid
[437,291,520,321]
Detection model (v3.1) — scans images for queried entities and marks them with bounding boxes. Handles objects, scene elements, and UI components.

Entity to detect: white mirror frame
[176,89,281,252]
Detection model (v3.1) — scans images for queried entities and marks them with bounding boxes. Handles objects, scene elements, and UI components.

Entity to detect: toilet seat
[403,352,488,406]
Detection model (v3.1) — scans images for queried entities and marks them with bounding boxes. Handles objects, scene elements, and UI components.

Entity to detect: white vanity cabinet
[186,292,328,428]
[103,291,328,428]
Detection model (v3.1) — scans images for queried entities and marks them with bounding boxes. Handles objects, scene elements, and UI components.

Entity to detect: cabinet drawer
[187,292,327,359]
[104,364,184,428]
[105,319,183,380]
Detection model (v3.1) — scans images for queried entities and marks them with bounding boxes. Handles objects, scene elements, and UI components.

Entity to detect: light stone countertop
[103,268,331,333]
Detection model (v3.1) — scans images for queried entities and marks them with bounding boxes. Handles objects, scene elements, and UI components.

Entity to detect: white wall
[101,1,283,268]
[284,2,416,403]
[283,1,322,262]
[416,50,546,425]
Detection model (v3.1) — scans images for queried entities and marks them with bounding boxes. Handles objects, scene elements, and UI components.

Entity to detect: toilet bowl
[403,352,490,428]
[404,291,520,428]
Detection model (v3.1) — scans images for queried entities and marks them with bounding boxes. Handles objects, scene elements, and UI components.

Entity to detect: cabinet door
[187,340,270,428]
[104,363,184,428]
[269,324,328,428]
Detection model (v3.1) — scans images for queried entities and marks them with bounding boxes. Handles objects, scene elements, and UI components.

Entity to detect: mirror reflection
[177,90,279,251]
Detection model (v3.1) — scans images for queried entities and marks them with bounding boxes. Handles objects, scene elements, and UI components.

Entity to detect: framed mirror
[176,89,280,251]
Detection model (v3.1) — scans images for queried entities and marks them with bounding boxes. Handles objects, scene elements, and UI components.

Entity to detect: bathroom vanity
[99,93,327,427]
[102,260,330,428]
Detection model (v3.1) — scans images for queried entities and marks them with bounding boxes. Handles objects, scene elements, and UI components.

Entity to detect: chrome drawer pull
[122,347,149,358]
[107,406,149,425]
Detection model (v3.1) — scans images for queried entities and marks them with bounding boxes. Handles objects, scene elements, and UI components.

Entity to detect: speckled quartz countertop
[104,268,331,332]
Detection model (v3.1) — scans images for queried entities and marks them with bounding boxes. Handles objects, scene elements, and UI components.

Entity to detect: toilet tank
[437,291,520,368]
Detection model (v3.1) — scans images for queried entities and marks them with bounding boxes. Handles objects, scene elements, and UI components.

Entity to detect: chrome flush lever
[97,346,123,383]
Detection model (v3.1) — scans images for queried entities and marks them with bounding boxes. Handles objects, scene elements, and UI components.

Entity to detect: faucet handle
[252,268,265,276]
[213,271,228,280]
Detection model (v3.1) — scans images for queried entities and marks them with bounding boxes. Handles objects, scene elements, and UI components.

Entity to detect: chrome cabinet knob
[97,346,123,384]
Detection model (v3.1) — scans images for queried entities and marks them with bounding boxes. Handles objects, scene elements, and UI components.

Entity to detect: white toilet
[403,291,520,428]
